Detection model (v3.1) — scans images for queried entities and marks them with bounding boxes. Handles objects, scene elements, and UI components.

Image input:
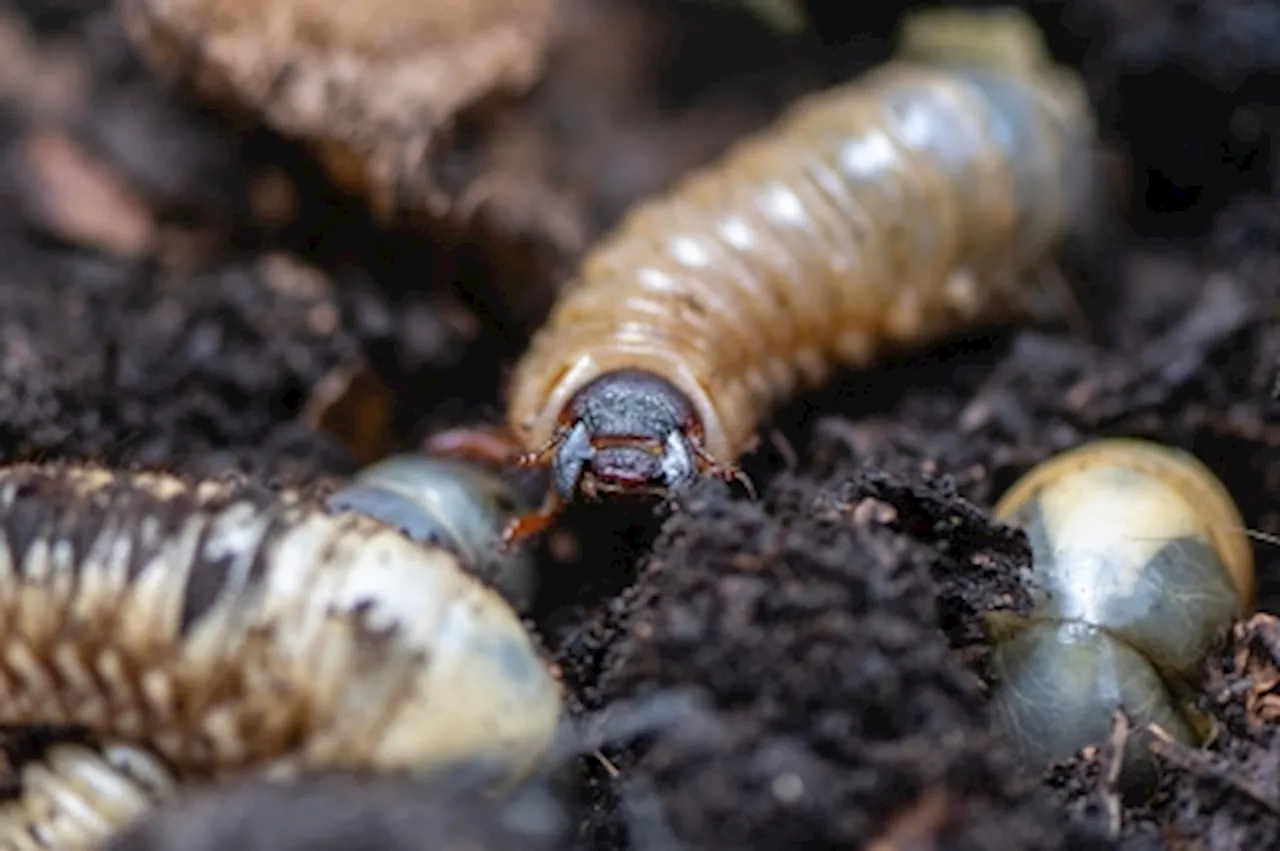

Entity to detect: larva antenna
[896,6,1050,74]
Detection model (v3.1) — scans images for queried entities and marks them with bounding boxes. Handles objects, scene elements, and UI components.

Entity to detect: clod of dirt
[1150,614,1280,851]
[0,245,379,481]
[588,475,1111,850]
[112,0,556,221]
[100,773,571,851]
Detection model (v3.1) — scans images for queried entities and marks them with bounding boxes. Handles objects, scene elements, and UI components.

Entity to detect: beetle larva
[113,0,556,220]
[0,463,561,849]
[483,6,1101,539]
[986,438,1254,791]
[325,455,537,611]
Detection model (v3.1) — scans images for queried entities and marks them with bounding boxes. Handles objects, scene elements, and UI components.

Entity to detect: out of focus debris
[11,129,155,256]
[113,0,558,220]
[711,0,806,34]
[303,362,396,466]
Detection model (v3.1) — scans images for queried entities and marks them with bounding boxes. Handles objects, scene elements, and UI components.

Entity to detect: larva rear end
[501,7,1103,533]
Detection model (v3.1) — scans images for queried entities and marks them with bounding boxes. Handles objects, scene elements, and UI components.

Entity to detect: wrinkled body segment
[507,10,1100,491]
[0,743,175,851]
[988,439,1254,792]
[0,464,561,849]
[325,454,538,611]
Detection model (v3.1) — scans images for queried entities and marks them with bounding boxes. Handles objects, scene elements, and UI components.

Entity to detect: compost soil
[2,0,1280,849]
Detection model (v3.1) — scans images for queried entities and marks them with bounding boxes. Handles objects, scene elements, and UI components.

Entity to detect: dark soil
[3,0,1280,849]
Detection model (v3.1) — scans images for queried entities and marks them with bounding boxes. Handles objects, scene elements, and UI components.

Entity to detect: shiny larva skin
[506,9,1100,504]
[0,464,561,849]
[987,439,1254,790]
[325,455,537,611]
[0,744,175,851]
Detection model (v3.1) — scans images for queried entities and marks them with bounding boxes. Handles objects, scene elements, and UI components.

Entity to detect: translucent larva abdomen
[502,8,1101,519]
[0,463,561,801]
[987,438,1254,792]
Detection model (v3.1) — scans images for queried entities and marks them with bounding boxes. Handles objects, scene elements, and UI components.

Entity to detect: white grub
[0,462,562,850]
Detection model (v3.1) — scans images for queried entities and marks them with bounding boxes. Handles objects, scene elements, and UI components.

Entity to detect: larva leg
[422,425,525,469]
[416,424,570,547]
[686,442,757,501]
[421,424,582,546]
[501,490,565,547]
[0,742,175,851]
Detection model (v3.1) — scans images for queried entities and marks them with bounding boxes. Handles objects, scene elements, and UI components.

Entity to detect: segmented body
[507,15,1099,467]
[326,455,538,611]
[988,439,1254,789]
[0,464,561,849]
[0,744,175,851]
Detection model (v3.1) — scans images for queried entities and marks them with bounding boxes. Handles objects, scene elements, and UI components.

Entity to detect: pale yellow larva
[988,439,1254,791]
[0,462,561,850]
[0,743,175,851]
[494,7,1101,540]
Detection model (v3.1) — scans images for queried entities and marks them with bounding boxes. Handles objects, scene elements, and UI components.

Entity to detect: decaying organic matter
[113,0,557,219]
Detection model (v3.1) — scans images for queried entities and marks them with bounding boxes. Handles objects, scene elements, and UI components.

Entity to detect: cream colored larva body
[504,8,1101,513]
[0,464,561,849]
[988,439,1254,791]
[0,744,176,851]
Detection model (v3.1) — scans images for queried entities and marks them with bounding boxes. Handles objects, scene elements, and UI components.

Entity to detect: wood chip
[115,0,558,218]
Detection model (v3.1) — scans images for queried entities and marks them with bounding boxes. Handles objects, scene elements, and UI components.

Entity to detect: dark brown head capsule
[491,369,747,543]
[546,370,706,500]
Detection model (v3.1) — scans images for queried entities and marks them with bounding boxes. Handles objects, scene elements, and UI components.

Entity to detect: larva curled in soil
[443,6,1104,541]
[325,454,538,612]
[0,463,562,850]
[987,438,1254,794]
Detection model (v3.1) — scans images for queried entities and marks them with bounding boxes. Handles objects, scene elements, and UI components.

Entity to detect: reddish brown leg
[423,424,523,467]
[501,491,566,548]
[508,424,571,472]
[692,444,757,500]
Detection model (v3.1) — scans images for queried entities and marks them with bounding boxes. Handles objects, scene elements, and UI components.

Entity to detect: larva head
[993,438,1254,679]
[326,455,537,611]
[547,369,708,501]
